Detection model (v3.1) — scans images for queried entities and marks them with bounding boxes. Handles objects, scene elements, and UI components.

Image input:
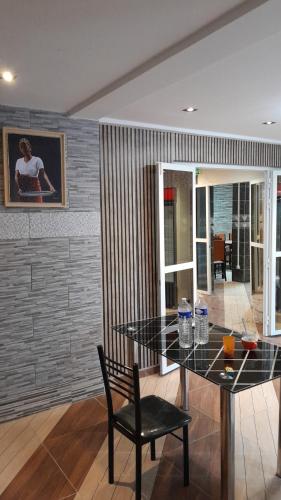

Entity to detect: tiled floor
[0,368,281,500]
[200,279,260,335]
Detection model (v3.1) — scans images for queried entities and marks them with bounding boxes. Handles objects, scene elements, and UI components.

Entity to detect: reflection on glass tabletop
[113,315,281,393]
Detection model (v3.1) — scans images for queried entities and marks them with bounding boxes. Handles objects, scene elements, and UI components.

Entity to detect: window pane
[164,170,193,265]
[276,176,281,251]
[165,269,193,314]
[197,242,207,291]
[196,187,206,238]
[251,247,263,326]
[276,258,281,330]
[251,183,264,244]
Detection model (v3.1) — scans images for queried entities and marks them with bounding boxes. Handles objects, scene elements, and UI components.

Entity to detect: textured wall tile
[0,214,29,239]
[213,185,233,236]
[0,385,72,421]
[0,339,33,369]
[69,237,101,261]
[0,265,31,291]
[0,106,103,421]
[35,356,72,388]
[33,309,72,338]
[0,365,35,398]
[0,315,33,345]
[0,239,69,266]
[71,341,103,400]
[29,212,100,238]
[0,106,30,128]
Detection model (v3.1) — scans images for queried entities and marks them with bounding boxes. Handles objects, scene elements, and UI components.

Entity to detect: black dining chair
[97,345,192,500]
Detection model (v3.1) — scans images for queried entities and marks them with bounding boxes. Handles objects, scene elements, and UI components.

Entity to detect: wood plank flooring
[0,368,280,499]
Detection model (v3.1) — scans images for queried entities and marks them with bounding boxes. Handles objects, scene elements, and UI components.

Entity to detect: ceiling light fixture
[183,106,198,113]
[262,120,276,125]
[1,71,15,83]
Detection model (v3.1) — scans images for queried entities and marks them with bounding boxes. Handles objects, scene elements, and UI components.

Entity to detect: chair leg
[183,426,189,486]
[108,423,114,484]
[135,443,142,500]
[150,439,156,461]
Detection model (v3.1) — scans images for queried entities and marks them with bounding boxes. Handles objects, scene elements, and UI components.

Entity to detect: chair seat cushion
[113,395,191,440]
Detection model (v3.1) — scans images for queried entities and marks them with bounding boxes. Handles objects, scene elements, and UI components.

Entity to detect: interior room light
[1,71,15,82]
[262,121,276,125]
[183,106,198,113]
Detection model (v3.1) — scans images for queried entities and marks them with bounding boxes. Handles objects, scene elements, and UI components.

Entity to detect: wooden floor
[0,368,280,500]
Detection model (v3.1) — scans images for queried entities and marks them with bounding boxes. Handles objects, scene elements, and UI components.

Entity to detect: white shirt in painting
[15,156,44,178]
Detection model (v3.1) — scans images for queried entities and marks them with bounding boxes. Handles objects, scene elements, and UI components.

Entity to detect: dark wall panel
[100,124,281,367]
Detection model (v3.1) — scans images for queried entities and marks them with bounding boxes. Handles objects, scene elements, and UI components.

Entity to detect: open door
[157,162,196,374]
[250,180,265,332]
[195,185,212,295]
[251,169,281,336]
[268,170,281,335]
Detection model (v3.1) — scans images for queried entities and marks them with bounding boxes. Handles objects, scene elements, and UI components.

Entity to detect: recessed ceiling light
[1,71,15,83]
[183,106,198,113]
[262,120,276,125]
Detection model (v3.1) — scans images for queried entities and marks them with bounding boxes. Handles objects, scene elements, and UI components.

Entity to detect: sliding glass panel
[251,183,264,244]
[196,187,206,238]
[251,246,263,326]
[196,242,207,291]
[164,170,193,265]
[165,269,193,315]
[164,203,176,266]
[276,258,281,331]
[276,176,281,251]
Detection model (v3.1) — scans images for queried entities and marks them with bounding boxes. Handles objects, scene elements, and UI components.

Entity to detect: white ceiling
[106,27,281,142]
[2,0,281,142]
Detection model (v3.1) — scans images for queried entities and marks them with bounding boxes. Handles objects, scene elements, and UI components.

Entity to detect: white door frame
[157,162,196,374]
[195,185,212,294]
[158,161,280,338]
[269,170,281,335]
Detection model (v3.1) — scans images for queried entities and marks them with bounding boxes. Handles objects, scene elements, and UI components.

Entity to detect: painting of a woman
[3,127,66,208]
[15,138,55,203]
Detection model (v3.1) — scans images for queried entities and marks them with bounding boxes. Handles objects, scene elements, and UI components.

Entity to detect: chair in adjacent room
[97,345,192,500]
[215,232,225,241]
[213,238,226,280]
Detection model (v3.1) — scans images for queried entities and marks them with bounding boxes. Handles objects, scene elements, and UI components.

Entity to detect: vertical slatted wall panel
[100,124,281,368]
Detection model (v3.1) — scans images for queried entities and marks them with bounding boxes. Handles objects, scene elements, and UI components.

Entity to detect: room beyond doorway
[196,167,264,334]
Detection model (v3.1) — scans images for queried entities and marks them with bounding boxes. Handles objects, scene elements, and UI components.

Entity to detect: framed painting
[2,127,66,207]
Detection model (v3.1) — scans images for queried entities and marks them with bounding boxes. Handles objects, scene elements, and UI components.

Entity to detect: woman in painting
[14,138,55,203]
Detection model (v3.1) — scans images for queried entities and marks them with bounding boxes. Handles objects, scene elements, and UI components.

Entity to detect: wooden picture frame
[2,127,66,208]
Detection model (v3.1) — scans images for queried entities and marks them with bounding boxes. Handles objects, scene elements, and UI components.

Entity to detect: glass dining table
[113,315,281,500]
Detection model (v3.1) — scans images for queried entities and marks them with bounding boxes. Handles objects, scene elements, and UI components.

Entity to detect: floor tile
[1,445,75,500]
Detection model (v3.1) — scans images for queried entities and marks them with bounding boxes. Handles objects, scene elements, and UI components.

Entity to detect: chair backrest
[214,232,225,241]
[213,239,225,261]
[97,345,141,435]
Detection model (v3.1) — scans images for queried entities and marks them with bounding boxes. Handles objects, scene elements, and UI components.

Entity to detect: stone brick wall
[0,105,103,421]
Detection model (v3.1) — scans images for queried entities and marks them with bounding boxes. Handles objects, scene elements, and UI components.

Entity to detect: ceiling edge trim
[98,117,281,145]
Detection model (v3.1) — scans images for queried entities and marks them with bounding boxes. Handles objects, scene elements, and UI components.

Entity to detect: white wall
[197,168,264,186]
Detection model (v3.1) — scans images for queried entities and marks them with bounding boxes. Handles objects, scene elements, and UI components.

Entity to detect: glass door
[269,170,281,335]
[250,181,264,331]
[157,163,196,374]
[196,186,212,294]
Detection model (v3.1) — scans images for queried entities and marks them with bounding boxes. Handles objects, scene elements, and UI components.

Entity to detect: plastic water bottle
[194,298,209,344]
[178,298,193,348]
